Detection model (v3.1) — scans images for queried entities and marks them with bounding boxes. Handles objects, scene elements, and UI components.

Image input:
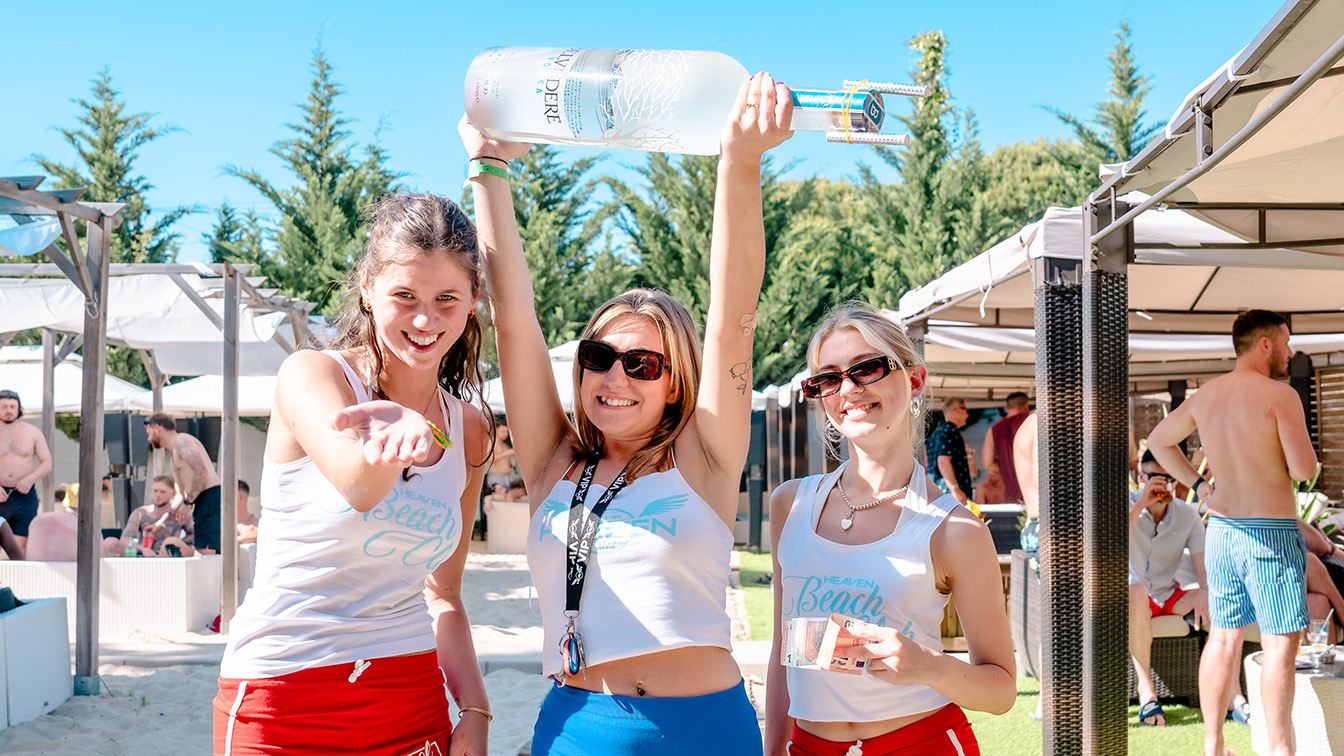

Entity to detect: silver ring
[745,102,758,109]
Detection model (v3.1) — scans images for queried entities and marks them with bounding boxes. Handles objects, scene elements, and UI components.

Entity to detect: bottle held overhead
[464,46,927,156]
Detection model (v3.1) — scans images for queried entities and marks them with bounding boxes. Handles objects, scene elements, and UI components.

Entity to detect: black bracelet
[1193,476,1208,490]
[473,155,509,165]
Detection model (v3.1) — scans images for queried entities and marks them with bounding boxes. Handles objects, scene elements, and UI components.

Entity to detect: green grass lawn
[968,676,1254,755]
[734,550,1254,754]
[737,549,774,642]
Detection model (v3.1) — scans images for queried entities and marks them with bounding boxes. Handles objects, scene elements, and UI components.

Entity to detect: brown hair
[146,413,176,431]
[571,289,702,480]
[806,302,929,457]
[152,475,176,488]
[1232,309,1288,356]
[327,193,492,447]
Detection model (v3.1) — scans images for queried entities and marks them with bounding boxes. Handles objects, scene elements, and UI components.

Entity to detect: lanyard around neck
[564,457,630,616]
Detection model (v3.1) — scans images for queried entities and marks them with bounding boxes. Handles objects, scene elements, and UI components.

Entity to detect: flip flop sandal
[1138,700,1166,726]
[1227,701,1251,725]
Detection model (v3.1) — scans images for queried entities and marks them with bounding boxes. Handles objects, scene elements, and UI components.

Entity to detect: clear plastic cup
[1305,619,1329,664]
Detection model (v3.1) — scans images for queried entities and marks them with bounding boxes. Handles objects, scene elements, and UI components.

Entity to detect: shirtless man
[0,389,53,557]
[485,423,516,492]
[1148,310,1316,756]
[144,414,222,554]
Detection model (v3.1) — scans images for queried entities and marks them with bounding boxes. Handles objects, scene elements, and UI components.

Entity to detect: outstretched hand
[330,400,434,467]
[458,115,532,164]
[721,72,794,161]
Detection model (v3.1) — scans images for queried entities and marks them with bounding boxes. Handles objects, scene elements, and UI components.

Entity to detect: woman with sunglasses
[764,304,1015,756]
[460,73,792,756]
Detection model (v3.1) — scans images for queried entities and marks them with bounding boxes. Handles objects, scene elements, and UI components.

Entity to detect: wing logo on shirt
[537,493,688,550]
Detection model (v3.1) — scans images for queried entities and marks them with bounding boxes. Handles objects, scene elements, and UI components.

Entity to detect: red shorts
[1149,586,1189,618]
[214,651,451,755]
[788,704,979,756]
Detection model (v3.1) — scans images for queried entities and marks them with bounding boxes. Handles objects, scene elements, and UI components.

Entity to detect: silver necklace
[836,479,908,531]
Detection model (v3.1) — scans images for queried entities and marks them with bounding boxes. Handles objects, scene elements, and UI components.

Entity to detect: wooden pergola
[0,175,314,696]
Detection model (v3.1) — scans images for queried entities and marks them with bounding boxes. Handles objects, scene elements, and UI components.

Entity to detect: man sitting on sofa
[1130,449,1208,726]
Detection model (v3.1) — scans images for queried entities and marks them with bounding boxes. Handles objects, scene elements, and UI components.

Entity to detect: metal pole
[221,265,240,629]
[41,327,56,513]
[74,217,111,697]
[1081,197,1133,753]
[1032,254,1084,755]
[907,320,928,468]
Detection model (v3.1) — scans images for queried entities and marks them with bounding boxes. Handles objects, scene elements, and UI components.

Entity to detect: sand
[0,551,756,755]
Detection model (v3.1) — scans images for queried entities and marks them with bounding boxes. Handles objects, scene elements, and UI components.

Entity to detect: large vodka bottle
[464,47,913,155]
[465,47,749,155]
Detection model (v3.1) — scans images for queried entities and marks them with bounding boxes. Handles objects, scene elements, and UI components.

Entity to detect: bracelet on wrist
[459,705,493,723]
[472,155,508,165]
[1192,476,1208,491]
[463,159,510,188]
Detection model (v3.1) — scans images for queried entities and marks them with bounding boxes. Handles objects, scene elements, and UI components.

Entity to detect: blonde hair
[571,289,702,480]
[805,302,929,457]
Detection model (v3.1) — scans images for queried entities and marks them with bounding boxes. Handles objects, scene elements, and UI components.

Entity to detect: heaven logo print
[541,493,688,552]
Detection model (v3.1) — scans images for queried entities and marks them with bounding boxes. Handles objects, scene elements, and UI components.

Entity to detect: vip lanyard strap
[564,457,630,614]
[558,456,629,679]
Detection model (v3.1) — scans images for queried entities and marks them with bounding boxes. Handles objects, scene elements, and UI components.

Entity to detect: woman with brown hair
[462,72,791,755]
[214,193,492,756]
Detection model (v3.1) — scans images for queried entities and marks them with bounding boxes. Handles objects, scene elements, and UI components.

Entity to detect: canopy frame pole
[907,320,928,467]
[1090,30,1344,246]
[74,215,112,697]
[40,328,56,512]
[1081,195,1133,753]
[220,264,240,630]
[1031,254,1085,755]
[138,350,169,476]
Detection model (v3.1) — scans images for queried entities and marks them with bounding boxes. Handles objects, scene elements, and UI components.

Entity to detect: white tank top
[527,460,733,678]
[221,351,468,679]
[778,461,954,722]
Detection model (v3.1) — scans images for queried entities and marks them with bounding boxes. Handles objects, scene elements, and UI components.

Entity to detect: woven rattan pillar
[1082,197,1133,754]
[1032,254,1083,755]
[907,320,928,467]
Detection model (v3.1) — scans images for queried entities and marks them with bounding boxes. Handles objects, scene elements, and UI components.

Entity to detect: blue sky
[1,0,1285,263]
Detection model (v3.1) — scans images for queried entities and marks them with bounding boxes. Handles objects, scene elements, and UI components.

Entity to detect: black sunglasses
[1145,472,1176,484]
[576,339,669,381]
[800,356,899,399]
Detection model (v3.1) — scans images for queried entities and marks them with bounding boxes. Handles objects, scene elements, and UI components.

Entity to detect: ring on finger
[745,101,758,109]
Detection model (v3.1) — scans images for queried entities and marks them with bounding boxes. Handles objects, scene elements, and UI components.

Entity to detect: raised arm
[459,118,571,495]
[685,73,792,507]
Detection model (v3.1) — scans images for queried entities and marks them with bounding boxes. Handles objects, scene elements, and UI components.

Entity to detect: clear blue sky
[1,0,1285,263]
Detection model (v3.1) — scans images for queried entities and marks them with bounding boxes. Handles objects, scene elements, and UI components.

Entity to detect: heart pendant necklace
[836,479,909,531]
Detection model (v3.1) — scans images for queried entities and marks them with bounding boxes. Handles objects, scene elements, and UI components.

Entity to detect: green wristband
[467,159,509,182]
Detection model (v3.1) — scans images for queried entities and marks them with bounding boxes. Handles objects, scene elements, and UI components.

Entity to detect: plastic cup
[1305,619,1329,664]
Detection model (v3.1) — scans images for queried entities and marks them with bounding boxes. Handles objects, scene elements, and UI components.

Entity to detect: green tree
[32,68,198,264]
[862,30,985,305]
[506,146,623,344]
[606,154,800,328]
[755,180,880,385]
[1045,22,1161,163]
[205,202,271,267]
[977,138,1098,236]
[225,49,402,313]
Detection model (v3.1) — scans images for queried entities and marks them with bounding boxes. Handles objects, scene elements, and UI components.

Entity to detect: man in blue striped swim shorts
[1148,310,1315,756]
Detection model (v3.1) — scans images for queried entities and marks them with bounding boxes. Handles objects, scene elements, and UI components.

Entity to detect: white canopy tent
[0,346,150,412]
[130,375,277,417]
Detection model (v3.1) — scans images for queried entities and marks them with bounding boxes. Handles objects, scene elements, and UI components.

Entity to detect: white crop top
[527,461,734,678]
[221,351,467,679]
[778,461,955,722]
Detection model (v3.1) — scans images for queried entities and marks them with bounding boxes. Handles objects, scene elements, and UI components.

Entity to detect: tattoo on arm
[729,362,750,395]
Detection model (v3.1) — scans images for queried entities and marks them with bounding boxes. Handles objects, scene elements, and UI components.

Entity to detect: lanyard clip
[559,612,586,679]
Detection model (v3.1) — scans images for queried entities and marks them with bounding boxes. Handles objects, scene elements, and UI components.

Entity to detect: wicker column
[1082,197,1133,753]
[1032,254,1083,755]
